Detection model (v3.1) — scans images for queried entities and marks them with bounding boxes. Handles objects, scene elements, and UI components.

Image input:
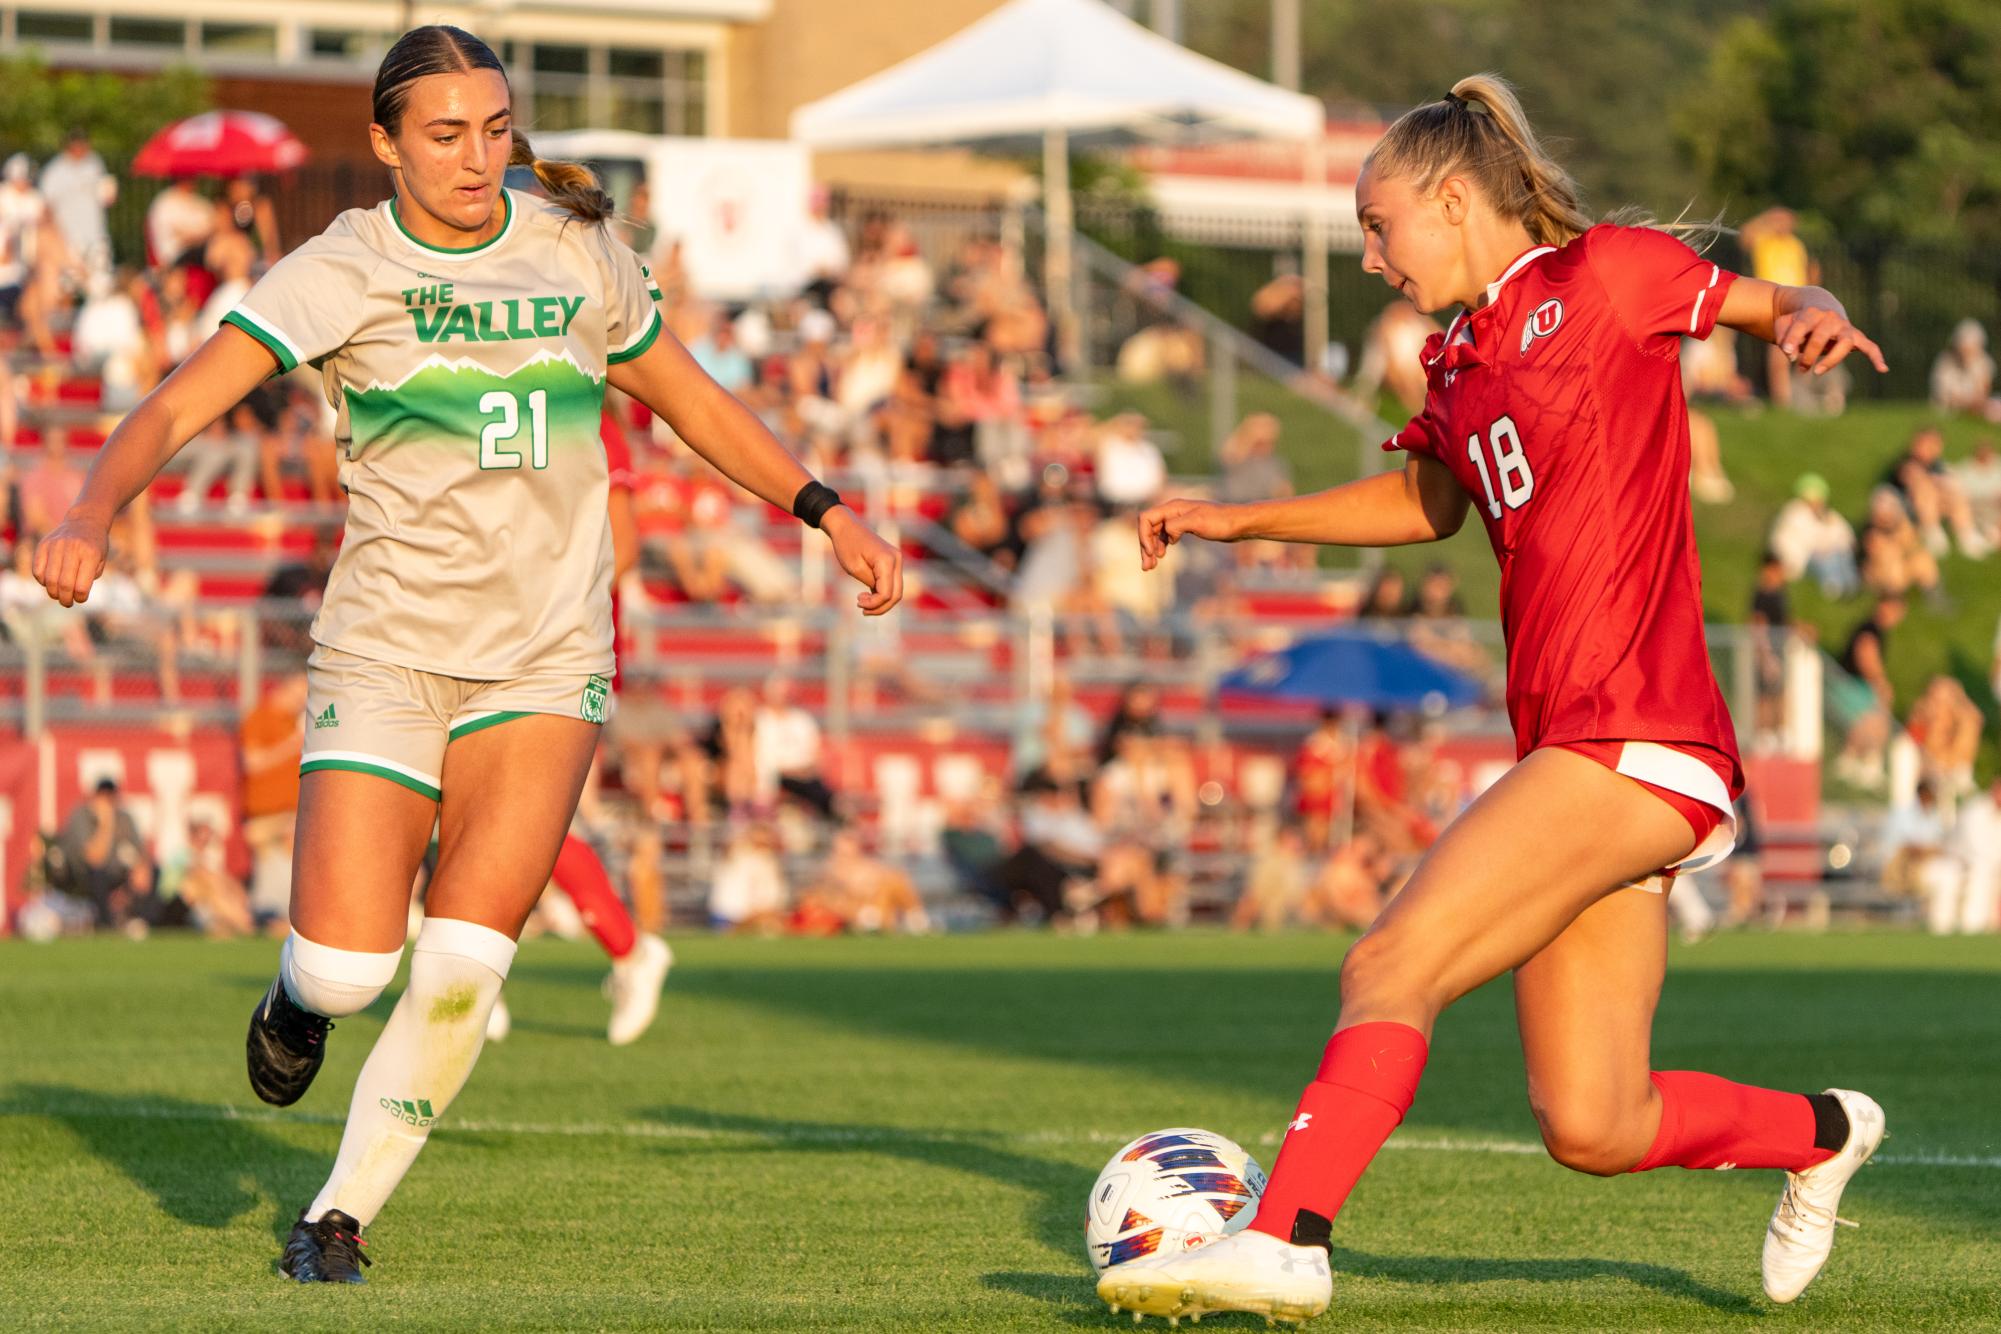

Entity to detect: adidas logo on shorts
[312,704,339,730]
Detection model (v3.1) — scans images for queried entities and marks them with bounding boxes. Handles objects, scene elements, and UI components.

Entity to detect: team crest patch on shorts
[581,675,610,724]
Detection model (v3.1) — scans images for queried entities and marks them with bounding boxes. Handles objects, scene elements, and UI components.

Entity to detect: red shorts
[1552,739,1737,876]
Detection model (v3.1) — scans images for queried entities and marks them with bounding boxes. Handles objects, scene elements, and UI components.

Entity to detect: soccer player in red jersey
[485,405,673,1047]
[1099,75,1889,1324]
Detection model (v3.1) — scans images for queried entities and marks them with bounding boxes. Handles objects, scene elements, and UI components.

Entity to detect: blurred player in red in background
[1103,74,1890,1325]
[485,399,672,1049]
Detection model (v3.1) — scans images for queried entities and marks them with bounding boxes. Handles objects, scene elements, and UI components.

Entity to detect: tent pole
[1303,127,1329,376]
[1043,123,1078,371]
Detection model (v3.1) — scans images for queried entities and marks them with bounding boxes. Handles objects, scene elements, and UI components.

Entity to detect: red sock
[551,834,637,961]
[1249,1022,1429,1243]
[1630,1071,1832,1173]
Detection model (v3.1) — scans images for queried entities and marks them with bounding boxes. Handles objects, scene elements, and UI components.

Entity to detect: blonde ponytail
[1366,72,1593,248]
[509,132,614,224]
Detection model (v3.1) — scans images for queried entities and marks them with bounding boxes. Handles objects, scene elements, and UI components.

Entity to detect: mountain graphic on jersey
[342,350,605,458]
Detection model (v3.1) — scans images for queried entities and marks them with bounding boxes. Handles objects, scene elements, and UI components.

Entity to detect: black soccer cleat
[246,976,332,1107]
[280,1208,372,1284]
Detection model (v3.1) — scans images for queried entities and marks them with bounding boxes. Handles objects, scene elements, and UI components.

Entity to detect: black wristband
[791,480,842,529]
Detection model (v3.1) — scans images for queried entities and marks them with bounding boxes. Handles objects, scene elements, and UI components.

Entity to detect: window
[108,16,186,49]
[15,9,94,43]
[306,28,391,62]
[200,22,275,57]
[530,44,591,132]
[608,47,664,135]
[665,48,706,135]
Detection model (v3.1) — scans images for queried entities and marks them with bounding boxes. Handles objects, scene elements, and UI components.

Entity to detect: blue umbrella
[1218,628,1482,712]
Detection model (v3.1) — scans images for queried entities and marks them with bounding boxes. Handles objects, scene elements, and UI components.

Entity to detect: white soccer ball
[1084,1127,1265,1272]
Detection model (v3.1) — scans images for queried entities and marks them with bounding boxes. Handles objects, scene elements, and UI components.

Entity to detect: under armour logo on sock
[1288,1112,1314,1132]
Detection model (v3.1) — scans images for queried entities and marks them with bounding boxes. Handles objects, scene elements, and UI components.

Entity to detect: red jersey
[1386,224,1743,793]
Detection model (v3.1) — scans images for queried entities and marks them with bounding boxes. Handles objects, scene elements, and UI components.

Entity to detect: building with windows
[0,0,1016,185]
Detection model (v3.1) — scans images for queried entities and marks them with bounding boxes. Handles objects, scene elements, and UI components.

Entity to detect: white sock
[304,917,516,1226]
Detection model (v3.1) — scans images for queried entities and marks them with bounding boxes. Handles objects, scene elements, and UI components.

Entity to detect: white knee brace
[281,932,403,1018]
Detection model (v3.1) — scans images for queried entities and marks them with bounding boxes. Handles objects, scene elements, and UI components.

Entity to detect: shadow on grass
[1327,1246,1759,1316]
[7,1084,326,1244]
[637,1102,1096,1265]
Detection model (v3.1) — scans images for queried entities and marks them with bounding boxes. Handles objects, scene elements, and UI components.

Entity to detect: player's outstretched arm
[35,326,278,607]
[1137,455,1468,571]
[1717,276,1888,377]
[608,331,904,615]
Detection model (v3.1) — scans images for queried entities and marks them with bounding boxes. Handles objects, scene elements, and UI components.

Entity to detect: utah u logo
[1288,1113,1314,1132]
[1520,298,1564,356]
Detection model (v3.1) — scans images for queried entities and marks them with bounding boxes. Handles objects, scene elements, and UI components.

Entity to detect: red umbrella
[132,111,309,178]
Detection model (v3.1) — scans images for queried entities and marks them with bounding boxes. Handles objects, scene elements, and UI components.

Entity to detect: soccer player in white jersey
[33,24,903,1284]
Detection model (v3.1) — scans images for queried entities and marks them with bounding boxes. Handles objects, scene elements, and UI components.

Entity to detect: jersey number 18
[479,389,549,471]
[1467,414,1533,518]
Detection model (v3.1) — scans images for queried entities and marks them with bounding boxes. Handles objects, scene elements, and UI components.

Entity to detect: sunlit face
[1356,166,1463,315]
[370,68,512,237]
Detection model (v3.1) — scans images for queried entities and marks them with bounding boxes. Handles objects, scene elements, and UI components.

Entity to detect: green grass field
[2,930,1997,1330]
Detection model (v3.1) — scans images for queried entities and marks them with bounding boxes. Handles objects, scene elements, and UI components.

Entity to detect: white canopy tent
[790,0,1329,365]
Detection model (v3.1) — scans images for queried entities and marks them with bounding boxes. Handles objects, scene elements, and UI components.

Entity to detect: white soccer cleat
[484,993,511,1043]
[606,934,673,1047]
[1097,1229,1331,1325]
[1762,1087,1885,1304]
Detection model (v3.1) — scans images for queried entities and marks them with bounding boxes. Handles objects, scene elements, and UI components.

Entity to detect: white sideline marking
[0,1101,1992,1168]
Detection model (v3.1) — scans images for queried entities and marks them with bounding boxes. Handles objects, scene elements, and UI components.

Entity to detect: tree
[0,53,209,163]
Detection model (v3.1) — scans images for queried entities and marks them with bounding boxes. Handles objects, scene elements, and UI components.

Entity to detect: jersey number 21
[1467,414,1533,518]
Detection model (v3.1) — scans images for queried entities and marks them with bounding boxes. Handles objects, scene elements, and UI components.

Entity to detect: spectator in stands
[218,176,280,267]
[1906,675,1983,800]
[239,669,306,927]
[1687,408,1734,504]
[146,178,214,271]
[18,432,84,542]
[1248,272,1305,365]
[876,222,934,314]
[15,197,67,359]
[1115,258,1205,388]
[1859,486,1942,603]
[1096,681,1163,767]
[191,229,256,345]
[708,823,788,933]
[703,686,761,818]
[1354,712,1434,855]
[946,465,1018,572]
[797,185,850,308]
[879,362,936,465]
[1767,473,1858,597]
[1293,710,1352,853]
[1832,593,1905,789]
[833,314,902,449]
[1302,830,1389,930]
[83,545,180,704]
[1929,318,2001,421]
[0,154,46,330]
[1748,553,1794,747]
[941,341,1028,489]
[1947,774,2001,934]
[1741,207,1814,410]
[1090,500,1177,655]
[0,538,92,661]
[260,530,336,653]
[1681,326,1753,404]
[1361,566,1412,619]
[46,778,157,933]
[152,263,202,369]
[1952,438,2001,548]
[1885,425,1990,559]
[1233,824,1311,932]
[813,830,932,933]
[1718,791,1766,928]
[158,819,256,938]
[754,676,835,819]
[940,783,1011,915]
[38,128,114,284]
[1408,563,1488,678]
[1882,778,1964,934]
[72,268,155,412]
[1014,668,1095,778]
[685,305,754,395]
[1218,413,1292,505]
[1094,413,1166,511]
[175,382,278,514]
[1353,299,1438,413]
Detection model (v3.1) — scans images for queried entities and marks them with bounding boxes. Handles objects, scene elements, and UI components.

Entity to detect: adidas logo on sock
[313,704,339,729]
[380,1096,437,1127]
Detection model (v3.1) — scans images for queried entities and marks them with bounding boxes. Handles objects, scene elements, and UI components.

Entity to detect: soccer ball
[1084,1127,1265,1272]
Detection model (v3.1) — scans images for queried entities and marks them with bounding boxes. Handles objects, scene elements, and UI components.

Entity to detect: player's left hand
[822,506,904,616]
[1776,304,1888,376]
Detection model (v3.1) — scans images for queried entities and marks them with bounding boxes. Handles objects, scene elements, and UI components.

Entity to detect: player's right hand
[33,511,109,607]
[1137,498,1243,571]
